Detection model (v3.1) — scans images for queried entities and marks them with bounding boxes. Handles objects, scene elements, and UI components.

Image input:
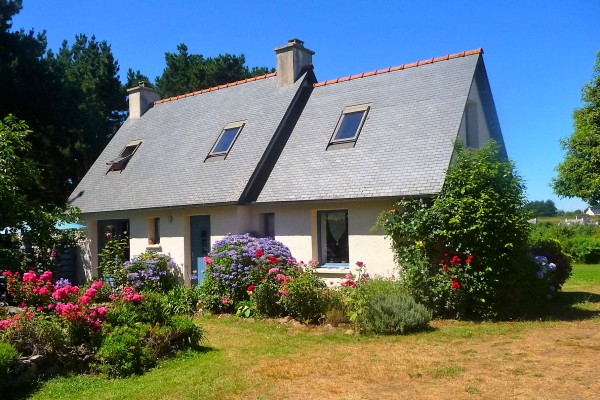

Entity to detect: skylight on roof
[107,139,142,173]
[328,104,370,149]
[206,121,245,160]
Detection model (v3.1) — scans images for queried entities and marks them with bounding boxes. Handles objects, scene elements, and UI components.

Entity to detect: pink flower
[91,280,103,290]
[268,267,280,275]
[275,274,289,282]
[221,297,231,305]
[78,295,91,304]
[204,256,212,265]
[39,271,53,282]
[22,271,37,282]
[356,261,364,268]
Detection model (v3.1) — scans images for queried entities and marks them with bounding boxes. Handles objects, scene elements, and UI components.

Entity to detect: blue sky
[13,0,600,211]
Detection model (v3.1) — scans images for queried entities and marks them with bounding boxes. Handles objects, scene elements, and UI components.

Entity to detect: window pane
[334,111,364,141]
[212,127,240,154]
[319,210,349,264]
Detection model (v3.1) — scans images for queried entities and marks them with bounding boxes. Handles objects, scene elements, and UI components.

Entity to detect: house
[585,207,600,216]
[69,39,505,284]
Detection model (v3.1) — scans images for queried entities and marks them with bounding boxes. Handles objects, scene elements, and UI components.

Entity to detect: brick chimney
[274,38,314,87]
[127,82,160,119]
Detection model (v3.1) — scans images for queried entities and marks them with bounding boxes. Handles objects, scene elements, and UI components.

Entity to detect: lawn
[23,264,600,400]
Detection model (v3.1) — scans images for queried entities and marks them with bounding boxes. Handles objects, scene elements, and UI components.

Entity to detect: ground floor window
[317,210,349,267]
[97,219,130,278]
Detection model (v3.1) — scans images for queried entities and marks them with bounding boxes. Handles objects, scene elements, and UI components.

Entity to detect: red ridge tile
[312,48,482,88]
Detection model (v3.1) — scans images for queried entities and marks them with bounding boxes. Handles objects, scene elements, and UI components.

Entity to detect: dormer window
[206,121,245,161]
[327,104,370,150]
[107,139,142,172]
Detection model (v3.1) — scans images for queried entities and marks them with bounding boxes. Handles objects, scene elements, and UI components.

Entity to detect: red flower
[255,249,264,258]
[451,281,461,290]
[442,265,449,271]
[268,255,279,263]
[247,285,255,292]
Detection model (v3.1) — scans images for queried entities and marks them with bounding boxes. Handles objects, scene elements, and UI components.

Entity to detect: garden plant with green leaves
[379,141,563,319]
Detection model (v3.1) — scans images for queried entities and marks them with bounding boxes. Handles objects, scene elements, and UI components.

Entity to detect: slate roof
[256,51,485,203]
[69,72,308,213]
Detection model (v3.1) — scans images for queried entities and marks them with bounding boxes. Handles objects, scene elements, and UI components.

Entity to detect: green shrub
[1,314,66,357]
[96,325,155,377]
[170,316,204,349]
[0,341,18,391]
[254,280,285,317]
[163,286,201,316]
[379,141,536,319]
[278,270,328,323]
[529,238,573,291]
[358,292,432,335]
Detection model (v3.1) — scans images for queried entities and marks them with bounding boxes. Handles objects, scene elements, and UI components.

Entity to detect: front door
[190,215,210,285]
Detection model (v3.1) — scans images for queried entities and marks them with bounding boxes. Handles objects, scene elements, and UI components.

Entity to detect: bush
[1,314,66,357]
[200,234,293,312]
[170,316,203,349]
[121,252,179,293]
[358,292,432,335]
[96,325,154,377]
[278,269,328,323]
[162,286,201,316]
[529,238,572,291]
[0,341,18,391]
[254,280,285,317]
[379,141,538,319]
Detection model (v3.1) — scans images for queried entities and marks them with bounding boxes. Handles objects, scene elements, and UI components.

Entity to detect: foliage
[529,238,572,291]
[155,43,273,98]
[0,340,18,391]
[0,269,205,382]
[120,252,179,293]
[253,280,285,317]
[95,325,154,378]
[378,141,542,319]
[199,234,292,311]
[358,291,432,335]
[162,285,201,316]
[525,199,557,217]
[553,51,600,205]
[98,238,129,281]
[278,268,328,324]
[0,115,81,271]
[529,223,600,264]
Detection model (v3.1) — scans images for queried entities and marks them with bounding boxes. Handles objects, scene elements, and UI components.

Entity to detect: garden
[1,140,598,398]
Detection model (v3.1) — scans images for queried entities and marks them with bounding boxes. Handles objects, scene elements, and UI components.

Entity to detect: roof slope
[70,73,306,213]
[256,51,481,203]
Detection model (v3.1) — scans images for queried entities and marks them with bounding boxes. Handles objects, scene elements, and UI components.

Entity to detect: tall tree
[154,43,273,98]
[48,34,127,184]
[524,199,557,217]
[553,51,600,205]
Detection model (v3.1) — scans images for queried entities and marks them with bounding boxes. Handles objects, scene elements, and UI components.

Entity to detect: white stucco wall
[79,199,398,284]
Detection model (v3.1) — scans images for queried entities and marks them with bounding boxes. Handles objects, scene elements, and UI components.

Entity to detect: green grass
[21,264,600,400]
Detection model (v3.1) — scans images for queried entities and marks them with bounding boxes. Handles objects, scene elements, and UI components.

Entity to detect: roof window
[206,121,245,161]
[327,104,370,150]
[106,139,142,172]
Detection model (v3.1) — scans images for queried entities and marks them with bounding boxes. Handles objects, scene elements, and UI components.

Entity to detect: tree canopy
[553,51,600,206]
[154,43,272,98]
[525,199,557,217]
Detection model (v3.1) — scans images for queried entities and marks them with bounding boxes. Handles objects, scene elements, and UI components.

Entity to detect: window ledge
[146,244,162,252]
[316,267,350,275]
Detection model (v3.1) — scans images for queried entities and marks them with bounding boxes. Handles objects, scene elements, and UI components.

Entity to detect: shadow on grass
[520,291,600,322]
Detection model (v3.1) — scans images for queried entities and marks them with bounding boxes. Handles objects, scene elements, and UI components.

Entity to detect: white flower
[548,263,557,271]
